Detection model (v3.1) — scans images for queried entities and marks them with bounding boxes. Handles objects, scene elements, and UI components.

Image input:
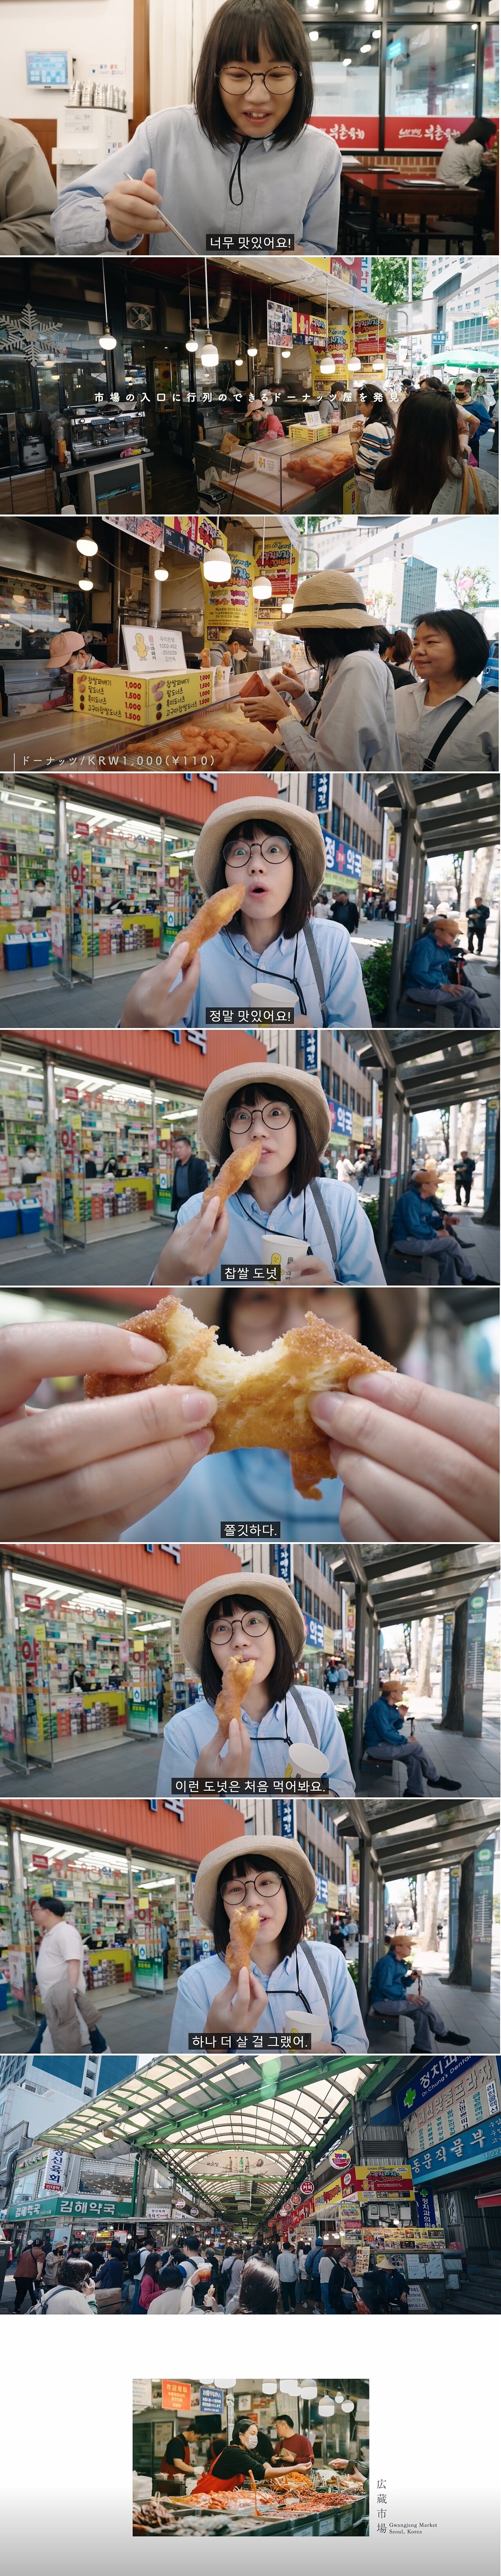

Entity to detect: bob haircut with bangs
[212,819,312,937]
[413,608,490,682]
[194,0,314,146]
[201,1591,296,1709]
[213,1848,307,1962]
[219,1080,323,1194]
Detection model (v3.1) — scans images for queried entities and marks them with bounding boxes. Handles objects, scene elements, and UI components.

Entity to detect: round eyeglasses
[222,834,292,870]
[226,1102,292,1135]
[222,1871,283,1903]
[209,1611,270,1643]
[219,67,297,96]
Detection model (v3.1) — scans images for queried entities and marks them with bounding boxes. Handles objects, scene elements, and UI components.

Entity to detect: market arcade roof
[356,1034,500,1114]
[374,774,500,860]
[37,2055,408,2220]
[325,1542,499,1630]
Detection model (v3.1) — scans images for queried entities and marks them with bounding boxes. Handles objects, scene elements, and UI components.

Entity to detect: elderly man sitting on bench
[364,1670,461,1795]
[392,1161,480,1284]
[370,1929,470,2050]
[405,913,490,1026]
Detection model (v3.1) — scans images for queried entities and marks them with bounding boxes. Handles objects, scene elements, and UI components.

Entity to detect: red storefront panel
[3,1795,244,1864]
[311,115,379,149]
[19,1031,269,1086]
[54,774,279,822]
[384,115,477,147]
[7,1540,239,1605]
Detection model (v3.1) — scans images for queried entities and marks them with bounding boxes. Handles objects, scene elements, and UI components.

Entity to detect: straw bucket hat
[179,1568,306,1676]
[288,569,375,632]
[48,631,87,665]
[197,1060,332,1163]
[193,1833,316,1933]
[193,796,327,899]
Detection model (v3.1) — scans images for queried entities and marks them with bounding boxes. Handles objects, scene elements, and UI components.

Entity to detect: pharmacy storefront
[0,1540,233,1768]
[0,784,197,989]
[0,1789,242,2026]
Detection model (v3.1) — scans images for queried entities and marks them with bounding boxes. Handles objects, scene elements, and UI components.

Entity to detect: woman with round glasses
[168,1832,368,2050]
[53,0,341,258]
[153,1063,384,1288]
[121,800,371,1032]
[156,1569,355,1790]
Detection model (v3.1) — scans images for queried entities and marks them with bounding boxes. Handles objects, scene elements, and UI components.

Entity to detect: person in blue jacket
[154,1062,384,1289]
[121,800,371,1032]
[392,1162,479,1284]
[52,0,342,259]
[371,1929,470,2050]
[364,1670,461,1795]
[405,912,489,1027]
[168,1835,369,2052]
[156,1567,355,1791]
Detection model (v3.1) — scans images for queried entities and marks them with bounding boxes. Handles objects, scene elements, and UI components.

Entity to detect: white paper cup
[250,979,296,1010]
[285,1740,328,1777]
[264,1231,311,1280]
[283,2008,330,2047]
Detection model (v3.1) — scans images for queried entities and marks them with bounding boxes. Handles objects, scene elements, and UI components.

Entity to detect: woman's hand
[204,1963,267,2035]
[121,936,201,1030]
[103,166,169,241]
[153,1196,229,1285]
[281,1254,334,1285]
[0,1322,216,1539]
[194,1712,252,1781]
[310,1369,499,1540]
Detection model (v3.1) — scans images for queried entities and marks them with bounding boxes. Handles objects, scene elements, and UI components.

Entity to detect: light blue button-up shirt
[175,1175,384,1284]
[169,1940,368,2052]
[52,106,341,257]
[124,1447,343,1542]
[156,1685,355,1792]
[175,919,371,1028]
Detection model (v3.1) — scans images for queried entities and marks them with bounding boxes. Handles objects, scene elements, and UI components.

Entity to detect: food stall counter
[0,677,300,772]
[195,429,357,513]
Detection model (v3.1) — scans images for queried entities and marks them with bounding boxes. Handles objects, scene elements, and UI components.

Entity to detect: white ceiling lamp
[76,525,98,558]
[186,273,198,354]
[153,564,169,583]
[281,344,291,357]
[99,257,117,350]
[78,576,93,592]
[235,296,244,367]
[203,512,232,583]
[247,281,258,360]
[341,2398,354,2413]
[253,515,272,601]
[11,589,26,609]
[334,2392,345,2404]
[279,2380,299,2395]
[262,2382,278,2396]
[300,2383,317,2400]
[320,278,336,377]
[281,535,295,615]
[200,256,219,370]
[317,2394,335,2418]
[348,305,361,374]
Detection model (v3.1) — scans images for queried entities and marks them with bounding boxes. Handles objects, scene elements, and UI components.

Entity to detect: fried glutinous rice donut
[201,1141,261,1213]
[84,1296,394,1501]
[215,1655,256,1736]
[225,1904,260,1976]
[180,883,245,958]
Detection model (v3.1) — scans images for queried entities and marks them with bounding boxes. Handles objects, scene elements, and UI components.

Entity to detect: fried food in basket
[225,1903,260,1976]
[201,1140,261,1213]
[83,1295,394,1501]
[160,715,272,769]
[215,1653,256,1738]
[182,884,245,960]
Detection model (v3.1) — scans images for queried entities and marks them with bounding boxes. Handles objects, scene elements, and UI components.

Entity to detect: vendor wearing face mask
[153,1063,384,1288]
[155,1569,355,1791]
[121,800,371,1031]
[52,0,341,258]
[45,631,106,708]
[192,2422,267,2494]
[168,1836,369,2050]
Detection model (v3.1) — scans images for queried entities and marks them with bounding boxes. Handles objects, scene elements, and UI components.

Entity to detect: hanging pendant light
[317,2394,335,2418]
[76,523,98,558]
[153,564,169,583]
[281,535,295,614]
[200,257,219,369]
[203,513,232,583]
[348,302,361,375]
[319,278,336,377]
[252,514,272,602]
[78,576,93,592]
[186,273,198,354]
[99,258,117,350]
[247,282,258,360]
[235,296,244,368]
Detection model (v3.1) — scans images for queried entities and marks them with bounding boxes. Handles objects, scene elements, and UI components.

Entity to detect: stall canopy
[377,775,500,863]
[327,1542,499,1630]
[334,1797,499,1883]
[37,2054,405,2220]
[357,1033,500,1117]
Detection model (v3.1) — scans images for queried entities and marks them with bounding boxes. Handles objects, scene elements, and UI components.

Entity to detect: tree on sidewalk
[443,1600,469,1730]
[447,1851,474,1985]
[416,1617,436,1698]
[422,1870,441,1953]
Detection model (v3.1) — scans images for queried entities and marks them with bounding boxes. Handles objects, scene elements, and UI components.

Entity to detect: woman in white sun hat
[153,1061,384,1288]
[156,1566,355,1791]
[273,568,401,774]
[121,799,371,1031]
[168,1831,368,2051]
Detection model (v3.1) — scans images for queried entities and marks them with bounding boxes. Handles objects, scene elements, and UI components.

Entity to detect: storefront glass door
[70,852,95,981]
